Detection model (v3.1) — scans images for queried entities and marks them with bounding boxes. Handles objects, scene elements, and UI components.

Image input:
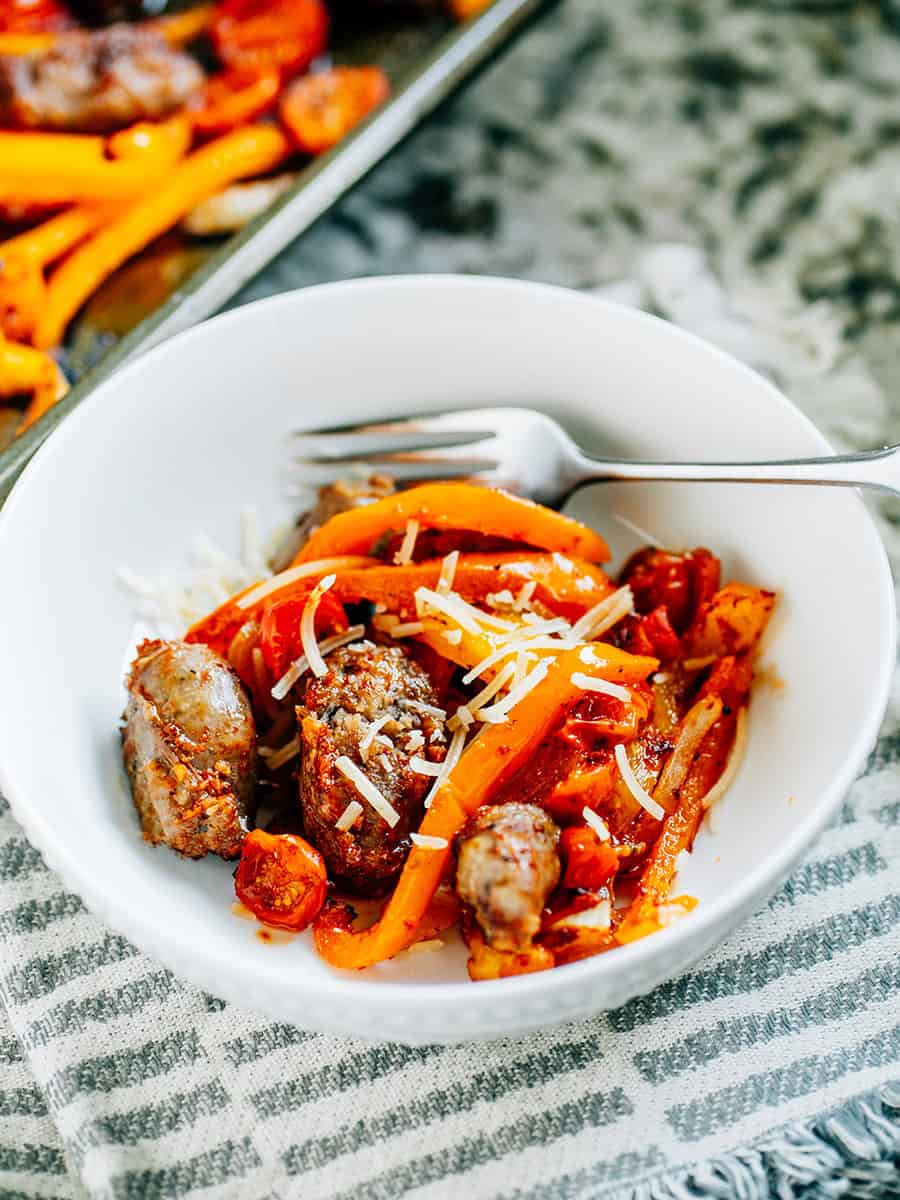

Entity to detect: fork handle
[570,443,900,495]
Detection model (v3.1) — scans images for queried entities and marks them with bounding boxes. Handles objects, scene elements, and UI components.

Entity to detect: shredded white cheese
[402,699,447,720]
[478,659,550,724]
[495,616,570,643]
[553,899,612,930]
[513,580,537,610]
[569,586,634,643]
[410,757,445,777]
[262,736,300,771]
[335,756,401,828]
[485,588,515,608]
[359,714,394,762]
[447,704,474,732]
[424,726,467,809]
[388,621,426,638]
[441,629,463,645]
[405,730,425,753]
[335,800,363,831]
[570,672,631,703]
[583,808,611,841]
[236,556,372,610]
[299,574,337,680]
[614,743,665,821]
[468,661,517,714]
[552,552,574,574]
[410,833,449,850]
[270,623,365,701]
[436,550,459,595]
[393,518,420,565]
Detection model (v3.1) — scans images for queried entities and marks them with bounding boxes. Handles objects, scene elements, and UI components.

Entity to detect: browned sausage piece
[270,475,395,571]
[456,803,561,952]
[122,639,256,859]
[298,640,446,894]
[0,26,203,132]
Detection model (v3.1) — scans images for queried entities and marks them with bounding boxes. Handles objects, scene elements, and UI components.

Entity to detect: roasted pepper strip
[0,205,110,268]
[34,124,289,349]
[293,484,610,565]
[107,114,192,164]
[0,333,67,431]
[0,133,184,204]
[313,642,657,969]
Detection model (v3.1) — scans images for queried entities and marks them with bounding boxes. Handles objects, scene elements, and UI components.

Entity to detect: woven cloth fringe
[615,1083,900,1200]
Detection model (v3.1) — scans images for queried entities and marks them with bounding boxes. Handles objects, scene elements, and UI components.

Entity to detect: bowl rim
[0,273,894,1016]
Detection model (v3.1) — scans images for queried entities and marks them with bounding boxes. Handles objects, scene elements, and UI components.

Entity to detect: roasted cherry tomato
[235,829,328,931]
[280,66,390,155]
[257,591,348,680]
[619,605,681,660]
[560,826,619,891]
[192,67,281,134]
[620,547,721,635]
[212,0,328,78]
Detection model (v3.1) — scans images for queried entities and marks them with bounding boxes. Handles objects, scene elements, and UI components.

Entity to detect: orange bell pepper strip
[107,114,192,164]
[0,332,67,432]
[313,642,658,970]
[616,696,726,942]
[0,255,45,342]
[0,30,55,52]
[0,133,181,205]
[293,484,610,566]
[34,124,290,350]
[449,0,493,19]
[151,4,216,46]
[0,205,110,268]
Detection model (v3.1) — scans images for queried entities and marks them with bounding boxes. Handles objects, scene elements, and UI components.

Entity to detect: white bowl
[0,277,892,1043]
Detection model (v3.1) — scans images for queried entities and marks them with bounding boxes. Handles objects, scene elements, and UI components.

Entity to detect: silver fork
[291,406,900,509]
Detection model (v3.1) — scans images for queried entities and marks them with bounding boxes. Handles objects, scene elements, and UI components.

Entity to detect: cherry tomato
[560,826,619,891]
[257,591,348,680]
[235,829,327,931]
[212,0,328,78]
[192,67,281,135]
[280,66,390,156]
[620,547,721,635]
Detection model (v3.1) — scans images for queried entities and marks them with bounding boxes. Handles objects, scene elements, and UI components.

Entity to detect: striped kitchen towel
[0,760,899,1200]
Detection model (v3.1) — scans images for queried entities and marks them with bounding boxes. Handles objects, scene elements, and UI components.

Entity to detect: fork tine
[291,429,493,461]
[289,457,499,486]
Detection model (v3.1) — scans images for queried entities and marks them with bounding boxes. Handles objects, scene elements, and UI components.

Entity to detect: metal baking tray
[0,0,553,502]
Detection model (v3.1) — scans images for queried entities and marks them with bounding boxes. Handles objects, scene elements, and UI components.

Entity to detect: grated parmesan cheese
[569,586,634,643]
[477,659,550,724]
[583,808,611,840]
[441,629,463,645]
[513,581,537,610]
[359,714,394,762]
[236,556,372,611]
[387,621,426,638]
[393,518,420,565]
[299,574,337,679]
[485,588,515,608]
[410,757,445,777]
[405,730,426,753]
[436,550,459,595]
[447,704,474,732]
[335,800,363,831]
[402,699,447,720]
[263,736,300,770]
[552,552,574,573]
[570,672,631,703]
[410,833,449,850]
[270,623,365,700]
[614,743,665,821]
[424,726,467,809]
[468,661,517,715]
[335,756,400,827]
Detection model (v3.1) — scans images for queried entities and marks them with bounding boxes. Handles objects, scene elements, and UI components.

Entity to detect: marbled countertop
[235,0,900,567]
